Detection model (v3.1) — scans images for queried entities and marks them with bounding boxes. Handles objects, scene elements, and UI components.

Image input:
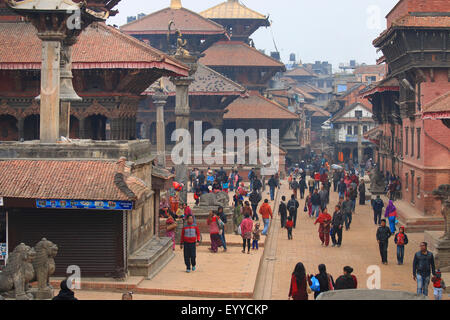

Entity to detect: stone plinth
[128,237,175,280]
[0,140,153,161]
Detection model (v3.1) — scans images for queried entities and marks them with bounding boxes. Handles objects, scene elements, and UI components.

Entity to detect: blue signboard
[36,199,133,210]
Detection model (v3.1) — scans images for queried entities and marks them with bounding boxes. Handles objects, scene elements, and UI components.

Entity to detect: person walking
[394,226,409,265]
[358,179,366,205]
[342,195,353,231]
[268,175,278,201]
[315,207,332,247]
[311,188,321,218]
[299,177,307,200]
[305,190,313,217]
[233,200,244,234]
[290,178,299,199]
[308,178,315,194]
[376,219,392,264]
[334,266,356,290]
[259,199,273,236]
[413,242,436,297]
[385,200,398,233]
[217,206,228,252]
[286,216,294,240]
[332,170,340,193]
[240,212,253,254]
[279,195,288,228]
[207,211,223,253]
[252,222,261,250]
[249,189,262,221]
[348,186,357,213]
[431,270,446,300]
[331,204,344,247]
[180,215,201,273]
[310,264,335,299]
[289,262,311,300]
[287,194,300,228]
[371,195,384,225]
[337,178,346,198]
[319,185,328,211]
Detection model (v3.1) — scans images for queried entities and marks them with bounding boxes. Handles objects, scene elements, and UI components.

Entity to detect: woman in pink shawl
[385,200,398,233]
[240,212,253,254]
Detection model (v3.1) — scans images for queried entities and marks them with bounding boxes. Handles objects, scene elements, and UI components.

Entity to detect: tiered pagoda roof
[0,21,188,75]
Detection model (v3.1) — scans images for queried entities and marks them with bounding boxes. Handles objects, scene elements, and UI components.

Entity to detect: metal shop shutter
[8,208,124,278]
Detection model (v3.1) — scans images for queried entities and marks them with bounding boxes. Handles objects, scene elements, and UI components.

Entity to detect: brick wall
[0,116,18,141]
[387,0,450,27]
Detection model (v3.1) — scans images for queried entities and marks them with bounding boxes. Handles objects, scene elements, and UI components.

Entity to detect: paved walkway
[269,179,448,300]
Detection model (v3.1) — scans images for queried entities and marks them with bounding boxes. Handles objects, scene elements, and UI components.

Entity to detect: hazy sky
[108,0,399,70]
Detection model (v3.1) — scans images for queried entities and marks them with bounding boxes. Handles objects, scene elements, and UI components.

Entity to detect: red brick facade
[387,0,450,27]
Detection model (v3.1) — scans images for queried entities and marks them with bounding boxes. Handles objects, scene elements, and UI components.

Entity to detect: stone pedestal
[435,239,450,272]
[153,91,168,167]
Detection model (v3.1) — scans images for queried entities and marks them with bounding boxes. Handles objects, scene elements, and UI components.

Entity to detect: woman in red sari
[289,262,311,300]
[314,208,332,247]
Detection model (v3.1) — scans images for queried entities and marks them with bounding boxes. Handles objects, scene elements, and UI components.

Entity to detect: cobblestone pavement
[270,179,448,300]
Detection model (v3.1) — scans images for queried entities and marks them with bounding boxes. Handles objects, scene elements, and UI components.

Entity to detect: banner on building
[36,199,133,210]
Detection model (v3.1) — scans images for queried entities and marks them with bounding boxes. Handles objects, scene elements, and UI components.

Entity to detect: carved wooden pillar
[79,117,86,139]
[18,117,24,141]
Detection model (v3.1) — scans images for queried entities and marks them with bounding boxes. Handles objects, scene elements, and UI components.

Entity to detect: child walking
[394,226,409,265]
[286,216,294,240]
[431,270,446,300]
[252,223,261,250]
[180,215,200,273]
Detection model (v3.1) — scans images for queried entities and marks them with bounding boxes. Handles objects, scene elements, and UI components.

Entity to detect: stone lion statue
[199,191,230,208]
[31,238,58,299]
[0,243,36,300]
[369,169,385,194]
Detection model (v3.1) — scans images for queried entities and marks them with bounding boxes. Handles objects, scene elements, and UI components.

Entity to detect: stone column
[153,91,168,167]
[432,185,450,272]
[79,117,86,139]
[37,32,65,143]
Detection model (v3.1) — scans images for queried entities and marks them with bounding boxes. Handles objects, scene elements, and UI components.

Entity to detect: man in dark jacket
[348,186,357,213]
[253,176,262,193]
[376,219,392,264]
[342,195,353,231]
[413,242,436,297]
[319,185,328,211]
[371,195,384,225]
[332,170,341,192]
[279,196,288,228]
[311,189,321,218]
[249,190,262,221]
[287,195,300,228]
[290,178,299,199]
[337,178,347,199]
[331,205,344,247]
[299,177,307,199]
[268,175,278,201]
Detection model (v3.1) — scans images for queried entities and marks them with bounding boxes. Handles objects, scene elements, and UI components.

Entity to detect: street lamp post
[355,110,363,170]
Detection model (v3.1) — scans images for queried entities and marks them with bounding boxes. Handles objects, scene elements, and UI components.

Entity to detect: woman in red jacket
[289,262,311,300]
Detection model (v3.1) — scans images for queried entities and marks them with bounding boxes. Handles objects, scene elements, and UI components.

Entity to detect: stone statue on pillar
[432,184,450,272]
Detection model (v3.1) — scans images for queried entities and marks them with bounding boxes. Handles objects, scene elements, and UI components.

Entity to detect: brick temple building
[368,0,450,230]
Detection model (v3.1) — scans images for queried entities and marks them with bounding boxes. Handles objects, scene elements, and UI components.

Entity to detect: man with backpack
[290,178,300,199]
[299,177,307,200]
[287,194,300,228]
[268,175,278,201]
[371,195,384,225]
[248,169,256,191]
[249,189,262,221]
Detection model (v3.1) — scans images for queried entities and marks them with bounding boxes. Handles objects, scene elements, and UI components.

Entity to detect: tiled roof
[144,63,246,96]
[422,91,450,120]
[120,6,227,35]
[297,83,327,95]
[200,41,286,69]
[303,104,331,118]
[0,159,150,201]
[224,92,298,120]
[200,0,269,22]
[290,87,316,101]
[361,77,399,98]
[284,67,318,78]
[0,21,188,75]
